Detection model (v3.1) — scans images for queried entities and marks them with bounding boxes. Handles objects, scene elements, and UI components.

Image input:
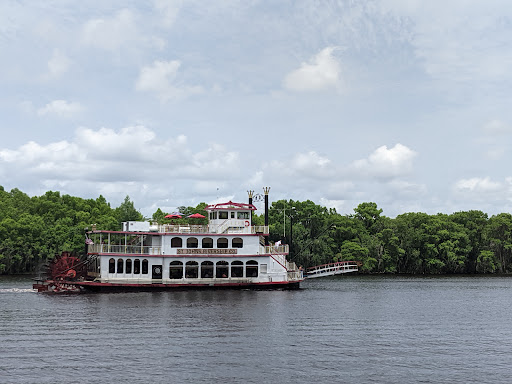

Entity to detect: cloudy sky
[1,0,512,217]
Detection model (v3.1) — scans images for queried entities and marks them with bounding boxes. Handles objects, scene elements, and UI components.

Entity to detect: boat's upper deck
[119,223,268,235]
[86,200,288,257]
[119,200,265,235]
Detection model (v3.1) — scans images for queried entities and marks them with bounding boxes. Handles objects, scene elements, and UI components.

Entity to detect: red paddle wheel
[34,251,87,292]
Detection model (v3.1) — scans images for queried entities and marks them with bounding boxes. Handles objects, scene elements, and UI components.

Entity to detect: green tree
[152,208,166,221]
[115,195,143,224]
[476,250,500,273]
[482,213,512,273]
[338,240,373,271]
[450,210,488,273]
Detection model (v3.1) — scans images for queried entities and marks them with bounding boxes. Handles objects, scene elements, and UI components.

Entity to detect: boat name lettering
[177,249,238,255]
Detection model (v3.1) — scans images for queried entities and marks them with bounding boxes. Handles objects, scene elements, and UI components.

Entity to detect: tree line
[267,200,512,274]
[1,186,511,275]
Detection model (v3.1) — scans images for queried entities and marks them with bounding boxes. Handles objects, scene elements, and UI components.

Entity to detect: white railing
[152,223,268,234]
[305,261,359,278]
[271,253,287,266]
[286,261,303,281]
[216,219,252,234]
[88,244,161,255]
[216,219,232,234]
[159,224,209,233]
[260,244,289,254]
[251,226,268,234]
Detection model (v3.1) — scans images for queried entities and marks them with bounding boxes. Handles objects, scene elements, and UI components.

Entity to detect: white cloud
[245,171,264,191]
[37,100,84,118]
[451,177,512,210]
[249,145,423,217]
[154,0,182,28]
[291,151,332,176]
[318,197,347,214]
[135,60,203,101]
[483,119,511,135]
[351,144,417,179]
[324,180,355,201]
[0,126,242,212]
[486,147,506,161]
[82,9,138,51]
[283,47,341,92]
[81,8,165,53]
[47,49,71,78]
[380,1,512,86]
[18,100,34,115]
[193,143,239,170]
[75,126,160,163]
[136,60,179,92]
[477,119,511,160]
[254,145,419,212]
[264,151,336,187]
[387,180,427,198]
[454,177,502,193]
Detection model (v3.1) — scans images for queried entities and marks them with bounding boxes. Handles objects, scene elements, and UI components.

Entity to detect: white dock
[305,261,359,279]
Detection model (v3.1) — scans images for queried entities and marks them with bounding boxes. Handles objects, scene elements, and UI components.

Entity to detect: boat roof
[205,201,257,211]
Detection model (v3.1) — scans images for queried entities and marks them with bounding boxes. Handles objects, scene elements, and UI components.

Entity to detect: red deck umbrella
[165,213,182,219]
[188,213,205,218]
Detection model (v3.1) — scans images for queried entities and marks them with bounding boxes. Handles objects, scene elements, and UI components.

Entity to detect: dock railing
[306,261,359,278]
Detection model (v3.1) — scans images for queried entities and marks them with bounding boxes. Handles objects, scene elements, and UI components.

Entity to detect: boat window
[202,237,213,248]
[231,212,235,218]
[134,259,140,274]
[237,211,249,219]
[210,212,217,220]
[185,261,198,278]
[109,258,115,273]
[231,261,243,277]
[169,261,183,279]
[117,258,124,274]
[187,237,198,248]
[142,259,149,274]
[232,237,243,248]
[246,260,258,277]
[171,237,183,248]
[216,261,229,278]
[217,238,228,248]
[126,259,132,274]
[219,211,228,220]
[201,261,214,278]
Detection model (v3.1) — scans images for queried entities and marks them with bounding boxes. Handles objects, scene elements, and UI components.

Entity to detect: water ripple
[1,275,512,383]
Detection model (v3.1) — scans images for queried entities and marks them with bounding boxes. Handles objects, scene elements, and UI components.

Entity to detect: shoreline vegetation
[1,186,511,276]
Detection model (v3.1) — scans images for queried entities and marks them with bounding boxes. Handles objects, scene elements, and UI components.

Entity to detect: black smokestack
[248,190,253,207]
[263,187,270,245]
[247,190,254,225]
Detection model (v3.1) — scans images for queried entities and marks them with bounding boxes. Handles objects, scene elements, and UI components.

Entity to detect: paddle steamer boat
[34,190,303,292]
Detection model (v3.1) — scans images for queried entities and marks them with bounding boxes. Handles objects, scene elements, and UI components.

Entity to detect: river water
[1,275,511,384]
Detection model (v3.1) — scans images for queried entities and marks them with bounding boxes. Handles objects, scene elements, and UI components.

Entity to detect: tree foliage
[0,188,121,274]
[261,199,512,274]
[2,185,512,275]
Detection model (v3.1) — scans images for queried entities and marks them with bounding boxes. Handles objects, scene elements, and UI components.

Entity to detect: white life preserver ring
[245,220,250,227]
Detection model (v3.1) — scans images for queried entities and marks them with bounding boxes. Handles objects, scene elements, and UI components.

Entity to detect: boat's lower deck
[77,280,301,292]
[32,279,302,292]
